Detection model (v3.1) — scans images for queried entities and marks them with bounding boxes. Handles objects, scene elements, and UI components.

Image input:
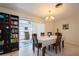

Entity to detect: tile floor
[1,41,79,56]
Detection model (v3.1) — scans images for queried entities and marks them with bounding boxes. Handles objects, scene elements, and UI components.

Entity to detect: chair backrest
[56,35,62,43]
[55,33,62,45]
[47,32,52,36]
[32,33,38,45]
[40,32,45,36]
[55,32,62,36]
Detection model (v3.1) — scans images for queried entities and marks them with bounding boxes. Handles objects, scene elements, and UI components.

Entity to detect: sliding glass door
[19,19,45,48]
[19,20,32,40]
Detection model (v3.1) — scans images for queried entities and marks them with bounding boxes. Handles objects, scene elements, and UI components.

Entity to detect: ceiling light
[45,10,55,21]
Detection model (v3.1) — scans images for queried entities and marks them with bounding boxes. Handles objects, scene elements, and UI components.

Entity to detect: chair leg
[52,45,54,50]
[33,44,35,53]
[48,45,50,50]
[55,46,57,54]
[37,48,39,56]
[42,46,46,56]
[59,43,61,52]
[62,41,64,48]
[53,46,54,49]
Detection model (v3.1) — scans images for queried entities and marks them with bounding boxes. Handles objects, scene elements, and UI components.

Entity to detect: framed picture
[63,24,69,30]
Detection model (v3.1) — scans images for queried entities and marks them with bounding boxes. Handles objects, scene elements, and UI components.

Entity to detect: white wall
[45,21,54,35]
[32,22,45,36]
[37,23,45,36]
[54,15,79,45]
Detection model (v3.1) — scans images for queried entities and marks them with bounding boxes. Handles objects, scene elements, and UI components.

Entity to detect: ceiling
[0,3,79,20]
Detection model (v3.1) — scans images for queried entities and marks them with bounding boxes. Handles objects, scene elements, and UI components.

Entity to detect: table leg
[48,45,50,51]
[42,46,46,56]
[33,44,35,53]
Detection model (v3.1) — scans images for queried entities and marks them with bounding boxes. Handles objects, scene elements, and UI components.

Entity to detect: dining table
[38,35,57,56]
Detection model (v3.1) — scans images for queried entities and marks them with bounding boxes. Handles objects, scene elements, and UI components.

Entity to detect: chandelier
[45,3,63,21]
[45,10,55,21]
[45,4,55,21]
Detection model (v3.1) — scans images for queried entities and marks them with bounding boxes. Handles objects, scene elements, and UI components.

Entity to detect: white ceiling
[0,3,79,20]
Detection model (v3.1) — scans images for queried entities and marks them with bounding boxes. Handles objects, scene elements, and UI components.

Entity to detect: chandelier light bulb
[45,10,55,21]
[45,16,49,20]
[50,16,55,20]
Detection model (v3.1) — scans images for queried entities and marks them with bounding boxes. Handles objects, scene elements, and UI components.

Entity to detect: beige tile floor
[1,42,79,56]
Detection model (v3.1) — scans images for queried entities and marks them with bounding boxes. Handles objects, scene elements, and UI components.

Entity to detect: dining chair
[47,32,52,50]
[32,33,42,56]
[53,34,62,54]
[47,32,52,37]
[40,32,45,36]
[55,32,64,48]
